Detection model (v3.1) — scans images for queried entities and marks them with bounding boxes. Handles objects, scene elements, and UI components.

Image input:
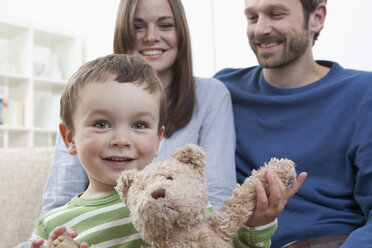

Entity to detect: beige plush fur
[116,144,297,248]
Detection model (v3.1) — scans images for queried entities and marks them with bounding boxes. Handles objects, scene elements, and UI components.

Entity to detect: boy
[32,54,166,247]
[31,54,277,248]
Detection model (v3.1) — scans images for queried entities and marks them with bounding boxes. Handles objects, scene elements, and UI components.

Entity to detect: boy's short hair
[60,54,167,133]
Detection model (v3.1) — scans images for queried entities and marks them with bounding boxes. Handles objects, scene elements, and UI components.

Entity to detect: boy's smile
[102,155,135,168]
[64,80,164,198]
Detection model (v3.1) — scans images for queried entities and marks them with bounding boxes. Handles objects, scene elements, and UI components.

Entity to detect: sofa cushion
[0,147,54,247]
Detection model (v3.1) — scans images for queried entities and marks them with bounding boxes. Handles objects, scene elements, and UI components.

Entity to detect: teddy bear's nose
[151,188,166,199]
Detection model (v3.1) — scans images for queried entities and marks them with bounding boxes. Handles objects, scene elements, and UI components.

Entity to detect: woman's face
[133,0,178,79]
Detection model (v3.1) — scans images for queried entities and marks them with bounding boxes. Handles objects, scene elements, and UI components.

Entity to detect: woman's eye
[166,176,173,181]
[159,23,174,29]
[132,122,147,129]
[94,121,110,129]
[134,24,144,30]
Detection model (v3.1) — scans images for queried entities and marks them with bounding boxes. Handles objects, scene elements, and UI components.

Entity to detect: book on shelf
[0,98,24,127]
[0,98,4,124]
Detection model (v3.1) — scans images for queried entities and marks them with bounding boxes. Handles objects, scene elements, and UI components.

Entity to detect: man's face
[244,0,311,68]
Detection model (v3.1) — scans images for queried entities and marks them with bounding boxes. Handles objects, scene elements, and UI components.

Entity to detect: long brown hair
[113,0,195,138]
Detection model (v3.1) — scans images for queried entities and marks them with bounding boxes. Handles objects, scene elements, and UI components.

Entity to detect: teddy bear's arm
[208,158,296,242]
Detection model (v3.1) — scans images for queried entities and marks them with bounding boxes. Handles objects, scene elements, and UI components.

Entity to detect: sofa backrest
[0,147,54,248]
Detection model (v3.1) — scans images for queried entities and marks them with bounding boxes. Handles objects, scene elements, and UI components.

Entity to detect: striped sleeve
[233,219,277,248]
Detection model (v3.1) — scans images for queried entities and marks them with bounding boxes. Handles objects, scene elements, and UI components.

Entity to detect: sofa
[0,147,54,248]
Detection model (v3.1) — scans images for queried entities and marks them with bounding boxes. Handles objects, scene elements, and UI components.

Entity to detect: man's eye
[247,15,258,22]
[94,121,110,129]
[132,122,147,129]
[271,12,284,18]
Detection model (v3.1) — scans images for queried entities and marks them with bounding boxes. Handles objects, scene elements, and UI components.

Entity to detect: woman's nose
[144,25,160,43]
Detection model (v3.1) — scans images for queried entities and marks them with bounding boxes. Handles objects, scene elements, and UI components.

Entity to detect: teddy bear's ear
[171,144,206,175]
[115,169,136,204]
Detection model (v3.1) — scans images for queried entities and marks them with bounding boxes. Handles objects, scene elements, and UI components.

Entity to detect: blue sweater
[214,61,372,248]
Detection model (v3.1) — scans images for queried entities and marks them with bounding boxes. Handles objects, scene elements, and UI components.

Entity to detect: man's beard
[250,29,310,69]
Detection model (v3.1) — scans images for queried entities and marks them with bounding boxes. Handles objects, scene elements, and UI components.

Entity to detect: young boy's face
[60,80,164,193]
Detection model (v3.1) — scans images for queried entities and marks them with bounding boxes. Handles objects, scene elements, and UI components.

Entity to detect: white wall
[314,0,372,71]
[211,0,372,73]
[1,0,371,77]
[0,0,120,61]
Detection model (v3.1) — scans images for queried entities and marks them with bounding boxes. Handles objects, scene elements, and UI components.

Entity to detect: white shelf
[0,19,84,148]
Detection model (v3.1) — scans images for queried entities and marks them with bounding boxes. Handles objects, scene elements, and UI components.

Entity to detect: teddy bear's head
[116,144,208,243]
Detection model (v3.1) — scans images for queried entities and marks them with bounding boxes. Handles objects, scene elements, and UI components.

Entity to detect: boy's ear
[154,125,165,157]
[59,123,77,155]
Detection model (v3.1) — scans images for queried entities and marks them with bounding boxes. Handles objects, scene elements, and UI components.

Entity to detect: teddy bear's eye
[166,176,173,181]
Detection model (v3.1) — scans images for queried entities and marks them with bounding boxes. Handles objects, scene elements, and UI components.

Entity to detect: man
[214,0,372,247]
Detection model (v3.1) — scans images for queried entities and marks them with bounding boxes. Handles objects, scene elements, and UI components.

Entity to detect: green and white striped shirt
[34,192,148,248]
[33,191,275,248]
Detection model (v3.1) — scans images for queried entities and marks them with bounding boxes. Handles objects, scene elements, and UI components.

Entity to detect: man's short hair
[299,0,327,44]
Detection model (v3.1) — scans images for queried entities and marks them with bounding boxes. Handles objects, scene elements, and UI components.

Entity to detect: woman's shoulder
[193,77,232,110]
[194,77,230,95]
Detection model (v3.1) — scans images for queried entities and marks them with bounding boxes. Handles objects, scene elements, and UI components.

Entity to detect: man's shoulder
[327,62,372,95]
[324,60,372,80]
[214,66,261,84]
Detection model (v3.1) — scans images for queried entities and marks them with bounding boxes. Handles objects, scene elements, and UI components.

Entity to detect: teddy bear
[115,143,297,248]
[51,144,296,248]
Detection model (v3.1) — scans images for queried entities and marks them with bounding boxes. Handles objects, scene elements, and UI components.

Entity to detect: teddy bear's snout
[151,188,166,199]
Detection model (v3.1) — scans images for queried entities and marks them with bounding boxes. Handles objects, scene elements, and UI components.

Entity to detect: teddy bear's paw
[52,235,79,248]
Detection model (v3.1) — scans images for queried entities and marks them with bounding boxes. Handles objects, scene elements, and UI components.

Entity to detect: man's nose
[254,16,272,36]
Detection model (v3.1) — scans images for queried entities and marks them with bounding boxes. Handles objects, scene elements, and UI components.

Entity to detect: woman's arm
[196,78,237,209]
[41,133,89,215]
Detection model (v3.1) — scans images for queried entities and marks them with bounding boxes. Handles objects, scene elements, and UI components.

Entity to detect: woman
[41,0,236,217]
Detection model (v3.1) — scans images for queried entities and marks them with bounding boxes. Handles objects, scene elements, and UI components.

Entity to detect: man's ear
[309,2,327,35]
[154,126,165,157]
[59,123,77,155]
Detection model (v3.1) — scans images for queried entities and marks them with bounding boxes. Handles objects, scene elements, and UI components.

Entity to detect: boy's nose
[110,132,131,147]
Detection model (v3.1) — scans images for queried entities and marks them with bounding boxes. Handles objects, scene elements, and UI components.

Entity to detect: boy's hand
[244,169,307,227]
[30,226,90,248]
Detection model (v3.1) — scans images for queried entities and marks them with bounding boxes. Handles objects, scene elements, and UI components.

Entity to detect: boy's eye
[94,121,110,129]
[132,122,148,129]
[166,176,173,181]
